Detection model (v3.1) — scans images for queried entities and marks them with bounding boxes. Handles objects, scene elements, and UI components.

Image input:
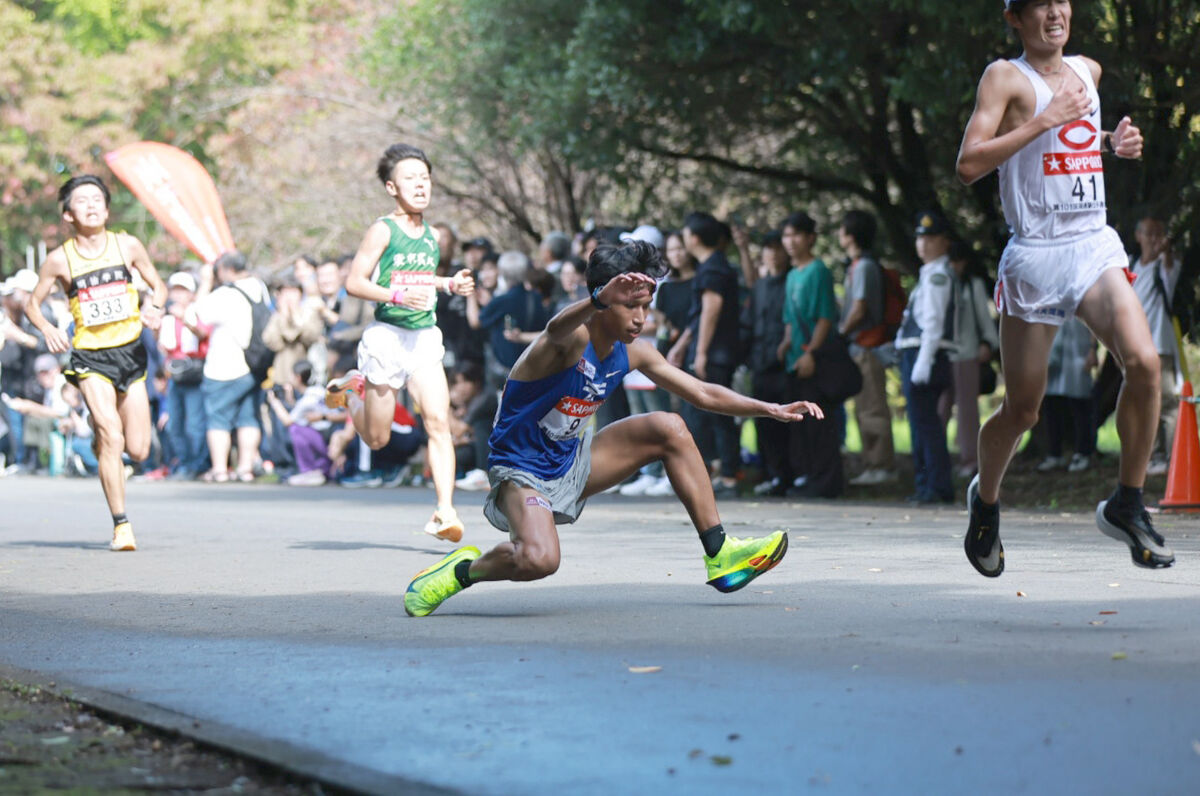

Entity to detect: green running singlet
[373,217,441,330]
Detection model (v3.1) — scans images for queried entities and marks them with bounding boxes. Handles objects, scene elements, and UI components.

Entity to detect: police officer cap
[914,210,951,237]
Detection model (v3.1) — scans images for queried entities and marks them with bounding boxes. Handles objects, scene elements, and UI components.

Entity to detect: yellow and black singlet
[64,232,142,351]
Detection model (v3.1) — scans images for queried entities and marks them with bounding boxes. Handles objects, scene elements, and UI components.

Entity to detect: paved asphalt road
[1,477,1198,794]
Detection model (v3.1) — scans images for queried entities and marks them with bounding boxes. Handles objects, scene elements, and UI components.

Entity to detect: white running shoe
[424,507,465,543]
[619,473,659,496]
[1036,455,1067,472]
[110,522,137,552]
[849,469,889,486]
[455,468,491,491]
[287,469,327,486]
[643,475,675,497]
[1067,453,1091,473]
[1146,457,1169,476]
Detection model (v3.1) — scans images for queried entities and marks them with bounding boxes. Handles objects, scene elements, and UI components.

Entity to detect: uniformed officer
[896,211,958,504]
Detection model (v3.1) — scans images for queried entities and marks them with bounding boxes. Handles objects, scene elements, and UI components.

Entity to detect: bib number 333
[79,282,133,327]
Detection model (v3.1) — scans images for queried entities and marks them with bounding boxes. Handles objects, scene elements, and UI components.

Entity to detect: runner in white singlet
[955,0,1173,576]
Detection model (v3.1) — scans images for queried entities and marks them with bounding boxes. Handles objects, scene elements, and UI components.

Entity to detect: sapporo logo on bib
[539,396,601,442]
[79,281,133,327]
[390,270,437,305]
[1043,119,1105,213]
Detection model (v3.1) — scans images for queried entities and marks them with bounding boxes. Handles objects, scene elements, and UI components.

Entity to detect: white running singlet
[998,55,1107,241]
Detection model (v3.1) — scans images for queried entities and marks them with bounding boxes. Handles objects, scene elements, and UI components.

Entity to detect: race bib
[538,396,601,442]
[79,282,133,327]
[390,270,436,306]
[1043,120,1106,214]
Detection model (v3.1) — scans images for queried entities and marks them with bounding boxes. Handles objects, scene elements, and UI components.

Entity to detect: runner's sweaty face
[1010,0,1071,50]
[388,158,432,214]
[600,286,654,344]
[64,184,109,231]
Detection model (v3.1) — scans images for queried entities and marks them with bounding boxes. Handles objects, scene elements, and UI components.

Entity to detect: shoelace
[1137,509,1166,546]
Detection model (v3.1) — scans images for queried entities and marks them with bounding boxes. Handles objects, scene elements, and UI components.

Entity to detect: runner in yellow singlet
[24,175,167,552]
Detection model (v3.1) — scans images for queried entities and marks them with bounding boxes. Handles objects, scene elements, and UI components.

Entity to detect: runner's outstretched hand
[596,273,656,307]
[770,401,825,422]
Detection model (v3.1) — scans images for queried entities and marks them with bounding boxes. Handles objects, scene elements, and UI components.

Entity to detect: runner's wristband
[390,288,406,305]
[1103,133,1116,155]
[590,286,609,310]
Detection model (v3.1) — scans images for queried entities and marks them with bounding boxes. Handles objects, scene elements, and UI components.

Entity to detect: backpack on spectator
[855,263,908,348]
[230,284,274,384]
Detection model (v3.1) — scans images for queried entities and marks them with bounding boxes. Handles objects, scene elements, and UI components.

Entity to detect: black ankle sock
[454,559,474,589]
[699,525,726,558]
[972,493,998,517]
[112,513,128,527]
[1111,484,1144,513]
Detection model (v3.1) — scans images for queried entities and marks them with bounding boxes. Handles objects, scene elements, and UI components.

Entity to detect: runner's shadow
[290,541,444,554]
[3,540,108,550]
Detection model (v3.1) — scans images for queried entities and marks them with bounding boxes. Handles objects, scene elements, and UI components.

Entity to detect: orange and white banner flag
[105,142,235,263]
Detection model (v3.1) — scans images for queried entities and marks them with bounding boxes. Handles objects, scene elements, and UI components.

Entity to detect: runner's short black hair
[1005,0,1034,17]
[376,143,433,185]
[841,210,878,251]
[586,240,669,294]
[782,211,817,236]
[59,175,111,214]
[682,212,724,248]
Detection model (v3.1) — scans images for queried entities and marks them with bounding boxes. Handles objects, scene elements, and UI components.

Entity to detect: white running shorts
[995,225,1127,326]
[356,322,445,390]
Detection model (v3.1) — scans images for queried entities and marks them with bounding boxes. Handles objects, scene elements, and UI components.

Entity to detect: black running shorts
[65,338,148,393]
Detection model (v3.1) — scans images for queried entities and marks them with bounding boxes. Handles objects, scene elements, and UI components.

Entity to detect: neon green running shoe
[704,531,788,593]
[404,546,481,617]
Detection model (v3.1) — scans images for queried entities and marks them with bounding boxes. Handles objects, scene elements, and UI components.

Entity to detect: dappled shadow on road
[4,540,107,550]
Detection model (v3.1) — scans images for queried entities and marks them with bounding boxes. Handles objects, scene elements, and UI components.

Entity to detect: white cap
[9,269,38,294]
[168,272,197,292]
[619,224,665,251]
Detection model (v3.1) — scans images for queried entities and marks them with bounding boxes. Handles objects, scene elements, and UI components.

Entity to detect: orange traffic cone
[1160,381,1200,511]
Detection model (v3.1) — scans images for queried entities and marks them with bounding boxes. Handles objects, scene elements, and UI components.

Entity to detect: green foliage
[365,0,1200,270]
[0,0,316,273]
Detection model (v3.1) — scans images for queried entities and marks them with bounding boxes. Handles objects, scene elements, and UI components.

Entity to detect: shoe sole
[706,533,788,594]
[424,519,464,544]
[964,476,1004,578]
[1096,500,1175,569]
[110,527,137,552]
[405,547,480,617]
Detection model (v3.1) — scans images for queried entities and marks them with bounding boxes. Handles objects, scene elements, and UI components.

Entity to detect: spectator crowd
[0,209,1183,501]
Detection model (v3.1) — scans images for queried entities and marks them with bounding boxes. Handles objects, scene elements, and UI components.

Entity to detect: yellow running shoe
[704,531,788,593]
[424,507,465,543]
[324,369,364,409]
[110,522,137,552]
[404,546,481,617]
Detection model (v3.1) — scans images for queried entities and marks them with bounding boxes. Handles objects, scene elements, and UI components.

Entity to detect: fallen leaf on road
[868,568,882,573]
[784,606,800,611]
[1099,610,1117,615]
[1108,583,1120,588]
[628,666,662,674]
[688,749,704,760]
[1089,620,1106,626]
[710,755,733,766]
[1016,591,1026,597]
[1111,651,1127,660]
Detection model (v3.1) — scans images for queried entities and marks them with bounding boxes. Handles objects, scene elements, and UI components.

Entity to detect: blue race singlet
[488,341,630,480]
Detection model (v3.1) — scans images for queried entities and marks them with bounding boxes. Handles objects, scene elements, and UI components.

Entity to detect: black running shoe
[1096,500,1175,569]
[964,475,1004,577]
